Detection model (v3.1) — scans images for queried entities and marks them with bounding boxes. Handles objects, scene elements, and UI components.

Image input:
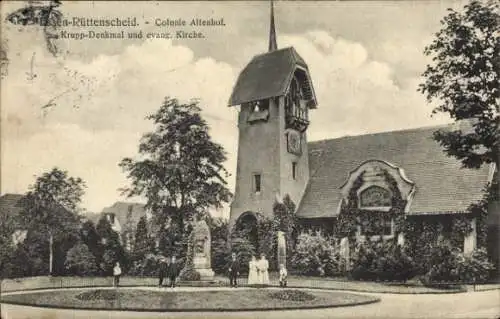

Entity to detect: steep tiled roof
[0,193,24,217]
[297,124,493,218]
[228,47,317,107]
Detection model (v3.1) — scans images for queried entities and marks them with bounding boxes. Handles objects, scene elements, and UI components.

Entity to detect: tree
[0,207,16,278]
[17,167,85,275]
[65,242,98,275]
[419,0,499,169]
[80,220,102,267]
[122,205,136,252]
[209,217,229,274]
[120,97,232,246]
[132,215,152,261]
[96,215,126,274]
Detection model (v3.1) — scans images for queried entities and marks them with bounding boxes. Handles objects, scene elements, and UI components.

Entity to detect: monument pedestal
[194,256,215,280]
[197,268,215,280]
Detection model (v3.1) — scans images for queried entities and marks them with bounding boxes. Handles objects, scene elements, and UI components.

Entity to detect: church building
[227,3,498,266]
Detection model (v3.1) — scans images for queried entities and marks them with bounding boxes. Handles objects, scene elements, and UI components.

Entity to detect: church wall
[229,98,282,226]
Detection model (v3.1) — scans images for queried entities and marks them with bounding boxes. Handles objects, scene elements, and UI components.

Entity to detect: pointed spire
[268,0,278,52]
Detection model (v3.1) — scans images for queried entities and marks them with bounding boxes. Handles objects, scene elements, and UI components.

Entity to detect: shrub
[1,245,31,278]
[350,239,415,282]
[421,239,460,283]
[209,217,230,274]
[350,241,378,281]
[456,248,495,283]
[421,242,495,284]
[211,238,228,274]
[127,253,160,276]
[291,233,340,276]
[65,242,98,276]
[374,243,415,281]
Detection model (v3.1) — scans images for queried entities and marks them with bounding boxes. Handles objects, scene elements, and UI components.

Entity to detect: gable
[297,125,493,218]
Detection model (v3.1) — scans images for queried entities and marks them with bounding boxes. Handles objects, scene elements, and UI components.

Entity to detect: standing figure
[228,252,239,287]
[258,254,270,286]
[167,256,179,288]
[113,262,122,288]
[279,264,288,287]
[158,256,168,288]
[248,255,259,285]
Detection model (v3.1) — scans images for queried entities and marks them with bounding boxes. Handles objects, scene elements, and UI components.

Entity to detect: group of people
[158,255,179,288]
[228,253,288,287]
[113,253,289,289]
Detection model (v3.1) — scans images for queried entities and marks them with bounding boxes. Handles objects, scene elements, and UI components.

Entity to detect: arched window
[359,186,392,208]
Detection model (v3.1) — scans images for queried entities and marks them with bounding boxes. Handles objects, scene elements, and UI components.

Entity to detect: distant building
[0,194,28,245]
[97,202,150,251]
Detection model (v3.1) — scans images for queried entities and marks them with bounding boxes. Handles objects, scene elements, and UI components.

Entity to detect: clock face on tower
[287,130,302,155]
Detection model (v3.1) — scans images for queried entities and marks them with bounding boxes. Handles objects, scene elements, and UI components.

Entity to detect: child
[279,264,287,288]
[113,262,122,288]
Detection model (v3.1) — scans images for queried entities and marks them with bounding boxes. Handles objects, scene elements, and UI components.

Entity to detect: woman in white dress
[247,256,259,285]
[258,254,270,285]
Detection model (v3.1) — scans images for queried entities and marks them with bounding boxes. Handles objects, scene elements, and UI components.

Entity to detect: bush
[291,233,341,276]
[456,248,495,283]
[65,243,98,276]
[350,241,378,281]
[373,242,415,281]
[212,238,228,274]
[1,245,31,278]
[127,253,160,276]
[421,241,495,284]
[421,239,460,283]
[350,239,415,282]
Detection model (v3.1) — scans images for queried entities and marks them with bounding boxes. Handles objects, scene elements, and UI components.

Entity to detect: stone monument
[191,219,215,280]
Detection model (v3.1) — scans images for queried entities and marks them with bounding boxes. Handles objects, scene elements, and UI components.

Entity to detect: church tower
[228,1,318,226]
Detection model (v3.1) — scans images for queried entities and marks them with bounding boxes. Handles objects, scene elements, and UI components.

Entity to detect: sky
[1,0,468,218]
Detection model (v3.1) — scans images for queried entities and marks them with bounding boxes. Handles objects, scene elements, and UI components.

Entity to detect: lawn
[215,274,465,294]
[0,288,379,311]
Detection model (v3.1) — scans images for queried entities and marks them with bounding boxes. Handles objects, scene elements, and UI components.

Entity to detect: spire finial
[268,0,278,52]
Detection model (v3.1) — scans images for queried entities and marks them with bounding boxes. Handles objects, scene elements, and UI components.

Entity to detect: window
[359,186,392,208]
[248,100,270,123]
[292,162,297,180]
[253,174,261,193]
[360,215,393,237]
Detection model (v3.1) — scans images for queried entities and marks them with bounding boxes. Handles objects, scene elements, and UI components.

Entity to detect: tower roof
[228,47,317,107]
[228,1,317,108]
